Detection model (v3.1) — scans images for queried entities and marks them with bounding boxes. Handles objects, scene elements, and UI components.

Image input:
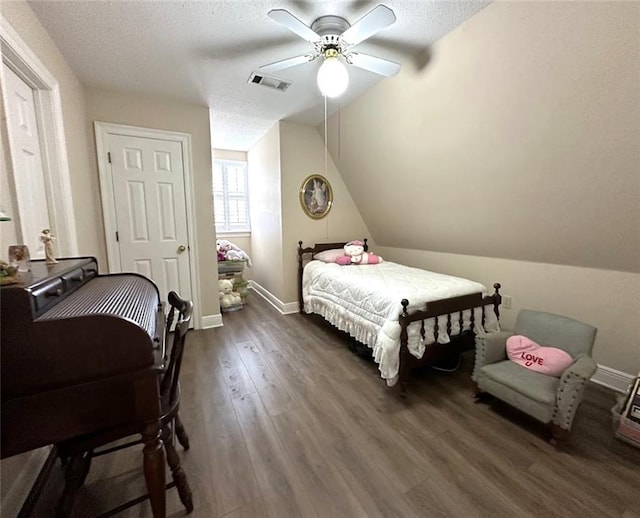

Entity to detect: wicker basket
[218,260,246,273]
[221,303,243,313]
[234,280,249,304]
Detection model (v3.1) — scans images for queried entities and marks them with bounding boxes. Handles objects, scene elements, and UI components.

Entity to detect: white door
[2,63,50,258]
[107,133,192,301]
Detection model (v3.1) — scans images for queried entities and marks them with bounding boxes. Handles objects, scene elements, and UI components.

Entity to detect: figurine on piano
[40,229,58,265]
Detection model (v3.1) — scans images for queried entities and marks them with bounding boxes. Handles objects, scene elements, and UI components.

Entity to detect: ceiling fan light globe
[317,56,349,98]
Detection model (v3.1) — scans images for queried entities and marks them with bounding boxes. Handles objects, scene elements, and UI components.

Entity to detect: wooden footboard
[397,284,501,391]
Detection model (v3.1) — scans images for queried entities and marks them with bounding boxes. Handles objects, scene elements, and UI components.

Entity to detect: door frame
[95,121,202,328]
[0,15,78,256]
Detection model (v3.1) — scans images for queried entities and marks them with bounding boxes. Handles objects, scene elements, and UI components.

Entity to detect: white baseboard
[200,314,223,329]
[249,282,299,315]
[592,365,635,393]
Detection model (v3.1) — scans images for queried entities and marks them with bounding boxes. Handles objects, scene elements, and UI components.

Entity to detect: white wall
[247,122,284,299]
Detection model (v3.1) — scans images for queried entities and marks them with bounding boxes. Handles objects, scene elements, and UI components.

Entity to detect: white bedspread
[302,261,500,386]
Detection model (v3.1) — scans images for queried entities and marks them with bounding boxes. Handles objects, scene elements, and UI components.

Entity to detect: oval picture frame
[299,174,333,219]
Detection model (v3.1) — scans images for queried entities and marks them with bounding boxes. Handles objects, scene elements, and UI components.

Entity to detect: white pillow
[313,248,345,263]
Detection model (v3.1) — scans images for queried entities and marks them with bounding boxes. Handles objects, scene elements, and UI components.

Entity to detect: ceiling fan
[259,4,400,98]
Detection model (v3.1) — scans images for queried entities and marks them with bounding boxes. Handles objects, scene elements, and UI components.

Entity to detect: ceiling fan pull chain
[338,103,341,161]
[324,94,328,178]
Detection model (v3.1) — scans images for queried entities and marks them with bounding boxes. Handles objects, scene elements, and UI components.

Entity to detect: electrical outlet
[503,295,512,309]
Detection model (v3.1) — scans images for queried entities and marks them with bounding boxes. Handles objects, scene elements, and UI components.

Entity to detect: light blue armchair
[473,309,597,441]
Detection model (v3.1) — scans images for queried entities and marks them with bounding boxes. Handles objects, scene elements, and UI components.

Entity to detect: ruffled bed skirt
[305,298,379,348]
[304,297,498,387]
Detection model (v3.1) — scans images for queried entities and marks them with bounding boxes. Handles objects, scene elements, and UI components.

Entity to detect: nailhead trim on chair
[553,372,587,430]
[473,339,487,381]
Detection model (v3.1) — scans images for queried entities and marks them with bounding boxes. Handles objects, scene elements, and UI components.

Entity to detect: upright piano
[1,257,168,515]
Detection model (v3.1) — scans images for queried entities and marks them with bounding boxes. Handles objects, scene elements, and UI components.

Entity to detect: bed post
[297,241,304,313]
[398,299,411,395]
[492,283,502,320]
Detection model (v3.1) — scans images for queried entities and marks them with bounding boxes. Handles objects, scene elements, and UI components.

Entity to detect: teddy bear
[219,278,242,309]
[216,239,252,267]
[335,240,383,265]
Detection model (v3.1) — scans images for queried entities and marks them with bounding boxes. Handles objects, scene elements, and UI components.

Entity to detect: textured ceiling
[27,0,488,150]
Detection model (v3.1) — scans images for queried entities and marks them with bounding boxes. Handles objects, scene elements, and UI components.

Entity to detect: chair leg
[162,423,193,513]
[472,383,492,402]
[56,450,91,518]
[142,421,166,518]
[77,450,93,488]
[549,423,569,445]
[174,413,190,450]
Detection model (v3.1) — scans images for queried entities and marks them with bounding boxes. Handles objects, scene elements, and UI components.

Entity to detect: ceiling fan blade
[267,9,321,44]
[340,5,396,47]
[259,53,318,74]
[346,52,401,77]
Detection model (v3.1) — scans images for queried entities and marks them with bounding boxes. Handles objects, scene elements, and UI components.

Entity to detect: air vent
[248,72,291,92]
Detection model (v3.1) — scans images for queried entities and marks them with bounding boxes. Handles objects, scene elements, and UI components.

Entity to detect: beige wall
[323,2,639,376]
[2,0,219,322]
[85,87,218,316]
[1,0,98,260]
[1,0,97,508]
[280,121,372,302]
[246,121,371,304]
[213,149,246,162]
[247,122,283,298]
[378,246,639,375]
[326,1,639,273]
[0,86,20,252]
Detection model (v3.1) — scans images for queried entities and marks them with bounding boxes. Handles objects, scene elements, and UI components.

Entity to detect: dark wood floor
[34,293,640,517]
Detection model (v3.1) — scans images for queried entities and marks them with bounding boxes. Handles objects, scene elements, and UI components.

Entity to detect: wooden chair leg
[472,382,489,401]
[162,424,193,513]
[549,423,569,445]
[174,414,190,450]
[78,451,92,488]
[56,450,91,518]
[142,421,166,518]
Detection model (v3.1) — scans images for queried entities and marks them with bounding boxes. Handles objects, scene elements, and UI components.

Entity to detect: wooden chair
[56,291,194,517]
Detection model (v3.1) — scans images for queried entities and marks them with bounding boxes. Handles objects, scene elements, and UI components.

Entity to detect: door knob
[177,245,186,253]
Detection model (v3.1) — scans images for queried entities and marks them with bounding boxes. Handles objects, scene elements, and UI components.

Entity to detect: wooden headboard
[296,239,368,313]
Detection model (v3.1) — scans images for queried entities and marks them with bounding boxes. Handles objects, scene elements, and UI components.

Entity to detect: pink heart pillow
[506,335,574,377]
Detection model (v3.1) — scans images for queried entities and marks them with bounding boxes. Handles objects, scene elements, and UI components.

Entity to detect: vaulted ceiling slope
[324,1,640,273]
[26,0,488,151]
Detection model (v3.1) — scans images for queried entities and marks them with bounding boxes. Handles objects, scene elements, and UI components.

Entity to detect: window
[213,159,250,233]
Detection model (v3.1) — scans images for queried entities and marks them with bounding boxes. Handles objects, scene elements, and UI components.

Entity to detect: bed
[297,239,502,389]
